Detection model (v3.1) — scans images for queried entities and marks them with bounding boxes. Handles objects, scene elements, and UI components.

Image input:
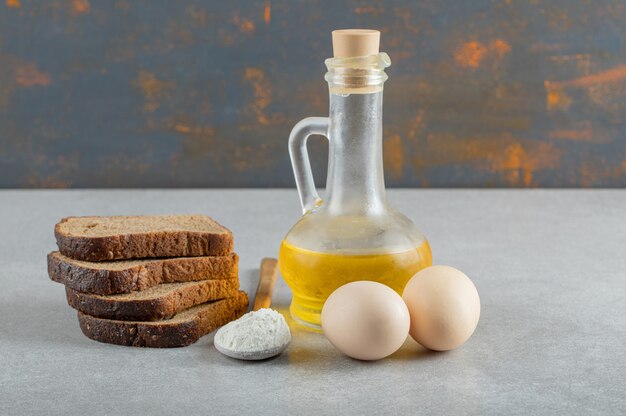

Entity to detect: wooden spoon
[214,258,287,361]
[252,257,278,311]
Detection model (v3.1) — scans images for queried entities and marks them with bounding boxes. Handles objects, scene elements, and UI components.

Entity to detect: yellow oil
[278,240,432,329]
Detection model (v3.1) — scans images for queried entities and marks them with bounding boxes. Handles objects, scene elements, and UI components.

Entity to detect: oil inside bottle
[278,239,432,329]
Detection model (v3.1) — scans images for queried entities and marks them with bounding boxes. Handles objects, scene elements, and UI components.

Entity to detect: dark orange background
[1,0,625,187]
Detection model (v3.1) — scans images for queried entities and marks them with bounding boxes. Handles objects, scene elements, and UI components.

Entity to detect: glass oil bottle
[279,30,432,329]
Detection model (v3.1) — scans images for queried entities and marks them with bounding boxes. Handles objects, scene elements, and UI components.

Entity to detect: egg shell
[322,281,410,361]
[402,266,480,351]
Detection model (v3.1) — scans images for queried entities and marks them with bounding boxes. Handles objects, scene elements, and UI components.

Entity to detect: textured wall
[1,0,625,188]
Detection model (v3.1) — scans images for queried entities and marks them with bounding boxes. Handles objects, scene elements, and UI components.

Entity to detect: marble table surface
[0,189,624,415]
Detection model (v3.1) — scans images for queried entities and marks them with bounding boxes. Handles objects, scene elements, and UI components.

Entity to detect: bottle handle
[288,117,329,214]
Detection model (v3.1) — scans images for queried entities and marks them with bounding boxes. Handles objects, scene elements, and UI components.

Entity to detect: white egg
[321,281,410,361]
[402,266,480,351]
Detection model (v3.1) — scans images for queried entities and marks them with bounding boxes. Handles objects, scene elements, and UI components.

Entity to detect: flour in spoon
[215,308,291,353]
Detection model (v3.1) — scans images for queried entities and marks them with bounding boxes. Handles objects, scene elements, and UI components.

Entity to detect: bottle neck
[325,90,387,215]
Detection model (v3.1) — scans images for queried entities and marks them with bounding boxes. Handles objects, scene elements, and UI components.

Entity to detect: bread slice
[48,251,238,295]
[77,291,249,348]
[55,215,233,261]
[66,278,240,321]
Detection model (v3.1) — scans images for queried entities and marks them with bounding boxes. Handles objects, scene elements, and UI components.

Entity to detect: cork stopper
[332,29,380,58]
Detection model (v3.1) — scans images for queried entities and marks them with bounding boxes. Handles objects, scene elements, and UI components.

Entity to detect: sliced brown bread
[66,278,240,321]
[48,251,238,295]
[77,291,249,348]
[55,215,234,261]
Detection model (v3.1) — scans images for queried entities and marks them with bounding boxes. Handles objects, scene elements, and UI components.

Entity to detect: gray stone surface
[0,189,624,415]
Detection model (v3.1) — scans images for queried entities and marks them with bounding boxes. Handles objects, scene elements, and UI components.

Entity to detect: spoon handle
[253,258,278,311]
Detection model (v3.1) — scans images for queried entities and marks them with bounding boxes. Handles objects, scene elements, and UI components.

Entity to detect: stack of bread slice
[47,215,249,348]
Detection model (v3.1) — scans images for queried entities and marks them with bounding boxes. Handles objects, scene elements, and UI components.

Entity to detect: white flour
[215,308,291,353]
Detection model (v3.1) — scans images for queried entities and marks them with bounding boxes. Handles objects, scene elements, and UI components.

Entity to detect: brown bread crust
[77,292,249,348]
[66,278,240,321]
[48,251,238,295]
[55,216,234,261]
